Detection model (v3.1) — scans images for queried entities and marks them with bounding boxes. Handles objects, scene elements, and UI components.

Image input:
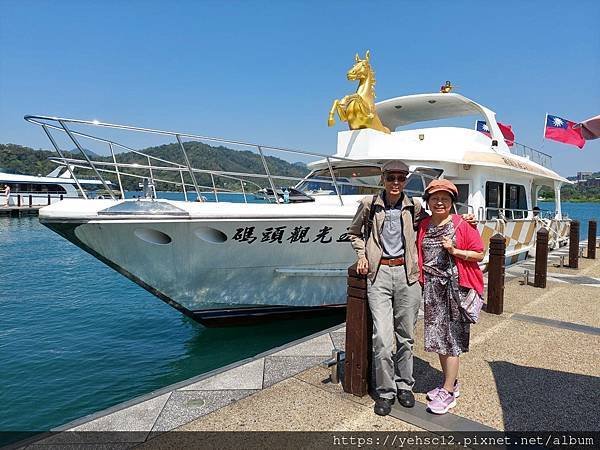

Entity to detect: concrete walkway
[19,244,600,448]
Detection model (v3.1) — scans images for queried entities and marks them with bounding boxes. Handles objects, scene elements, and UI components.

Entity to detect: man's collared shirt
[381,192,404,258]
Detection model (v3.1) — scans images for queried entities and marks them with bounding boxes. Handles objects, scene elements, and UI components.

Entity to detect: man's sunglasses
[385,174,407,183]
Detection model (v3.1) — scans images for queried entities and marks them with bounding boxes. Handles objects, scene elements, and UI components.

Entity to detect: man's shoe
[373,397,394,416]
[397,389,415,408]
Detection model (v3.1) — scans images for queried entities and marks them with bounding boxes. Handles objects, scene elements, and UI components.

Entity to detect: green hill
[0,142,310,192]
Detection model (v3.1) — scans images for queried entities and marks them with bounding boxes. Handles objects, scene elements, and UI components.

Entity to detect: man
[348,160,422,416]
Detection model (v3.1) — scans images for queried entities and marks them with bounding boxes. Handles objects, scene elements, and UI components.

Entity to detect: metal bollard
[534,228,549,288]
[28,194,33,208]
[568,220,580,269]
[17,195,21,207]
[47,194,51,205]
[523,269,529,285]
[60,194,64,201]
[487,233,505,315]
[322,349,345,384]
[588,221,597,259]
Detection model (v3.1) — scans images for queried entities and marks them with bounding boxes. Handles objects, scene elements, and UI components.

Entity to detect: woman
[3,184,10,207]
[417,179,484,414]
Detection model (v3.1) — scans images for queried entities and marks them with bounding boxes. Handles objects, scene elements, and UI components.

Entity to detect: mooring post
[569,220,580,268]
[17,195,21,207]
[588,220,597,259]
[47,194,51,205]
[344,264,371,397]
[28,194,32,208]
[534,228,549,288]
[487,233,505,315]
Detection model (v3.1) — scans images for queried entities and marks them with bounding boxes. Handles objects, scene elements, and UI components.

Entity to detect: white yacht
[27,92,570,325]
[0,166,115,206]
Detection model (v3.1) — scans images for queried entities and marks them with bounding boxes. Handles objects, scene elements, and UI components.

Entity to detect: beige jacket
[348,192,422,284]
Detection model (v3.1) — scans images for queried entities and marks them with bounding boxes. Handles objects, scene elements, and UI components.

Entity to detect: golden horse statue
[328,51,390,134]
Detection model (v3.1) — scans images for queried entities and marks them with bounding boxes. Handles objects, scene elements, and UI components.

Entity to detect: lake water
[0,192,343,434]
[0,197,598,434]
[538,201,599,238]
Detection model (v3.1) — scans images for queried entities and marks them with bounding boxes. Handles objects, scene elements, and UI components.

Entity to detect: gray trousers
[367,264,422,399]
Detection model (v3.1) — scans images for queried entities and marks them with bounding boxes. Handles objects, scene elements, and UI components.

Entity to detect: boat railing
[24,114,389,206]
[478,206,557,221]
[510,142,552,169]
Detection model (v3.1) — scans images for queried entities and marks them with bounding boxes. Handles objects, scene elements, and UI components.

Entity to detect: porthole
[134,228,172,245]
[194,226,228,244]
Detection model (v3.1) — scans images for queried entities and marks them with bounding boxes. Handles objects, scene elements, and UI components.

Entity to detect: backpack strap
[364,194,378,241]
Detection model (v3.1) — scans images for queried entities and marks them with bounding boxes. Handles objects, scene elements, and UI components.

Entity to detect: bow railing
[24,115,391,206]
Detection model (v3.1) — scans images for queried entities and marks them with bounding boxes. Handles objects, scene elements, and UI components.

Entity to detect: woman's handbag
[454,285,483,324]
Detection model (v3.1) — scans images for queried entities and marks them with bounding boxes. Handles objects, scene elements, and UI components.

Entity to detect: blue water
[0,192,343,432]
[538,201,599,238]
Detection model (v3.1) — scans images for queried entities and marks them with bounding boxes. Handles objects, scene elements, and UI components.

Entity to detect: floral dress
[422,221,470,355]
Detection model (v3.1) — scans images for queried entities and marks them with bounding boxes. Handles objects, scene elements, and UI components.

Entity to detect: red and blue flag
[476,120,515,146]
[544,114,585,149]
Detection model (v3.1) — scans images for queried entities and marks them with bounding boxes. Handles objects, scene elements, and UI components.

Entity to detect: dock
[13,242,600,448]
[0,206,42,217]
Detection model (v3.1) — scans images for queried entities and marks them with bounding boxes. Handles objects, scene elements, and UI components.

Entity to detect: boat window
[505,184,528,219]
[485,182,503,219]
[297,166,443,196]
[99,200,189,216]
[11,183,31,193]
[404,175,424,194]
[8,183,67,194]
[454,183,470,214]
[404,168,443,197]
[296,166,383,195]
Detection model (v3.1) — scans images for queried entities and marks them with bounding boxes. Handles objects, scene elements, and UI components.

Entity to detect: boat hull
[40,200,570,324]
[43,216,357,312]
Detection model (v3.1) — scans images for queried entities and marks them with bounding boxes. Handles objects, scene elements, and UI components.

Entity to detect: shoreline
[539,199,600,203]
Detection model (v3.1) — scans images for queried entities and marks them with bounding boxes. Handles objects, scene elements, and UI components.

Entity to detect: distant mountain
[70,148,100,158]
[0,144,58,177]
[0,142,309,191]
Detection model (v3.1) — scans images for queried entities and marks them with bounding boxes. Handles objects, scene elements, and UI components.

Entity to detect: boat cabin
[303,93,569,220]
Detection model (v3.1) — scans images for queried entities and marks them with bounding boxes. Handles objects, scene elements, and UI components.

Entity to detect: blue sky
[1,0,598,175]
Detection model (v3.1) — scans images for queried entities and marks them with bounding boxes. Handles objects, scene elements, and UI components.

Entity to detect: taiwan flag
[476,120,515,146]
[544,114,585,149]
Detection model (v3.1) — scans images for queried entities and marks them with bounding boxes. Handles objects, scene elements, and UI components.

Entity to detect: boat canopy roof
[376,93,492,129]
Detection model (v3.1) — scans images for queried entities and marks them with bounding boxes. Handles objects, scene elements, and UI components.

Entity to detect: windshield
[296,166,382,195]
[296,166,443,196]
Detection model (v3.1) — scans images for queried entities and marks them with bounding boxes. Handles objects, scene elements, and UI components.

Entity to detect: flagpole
[540,113,548,150]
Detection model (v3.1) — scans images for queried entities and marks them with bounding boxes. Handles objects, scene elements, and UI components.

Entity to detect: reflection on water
[161,314,344,385]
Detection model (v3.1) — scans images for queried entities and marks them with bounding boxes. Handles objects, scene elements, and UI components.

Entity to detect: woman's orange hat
[424,179,458,200]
